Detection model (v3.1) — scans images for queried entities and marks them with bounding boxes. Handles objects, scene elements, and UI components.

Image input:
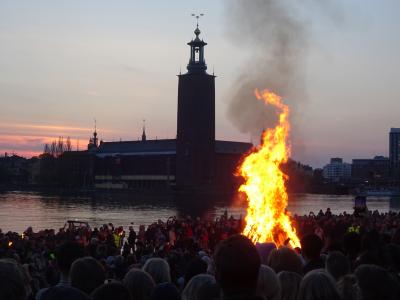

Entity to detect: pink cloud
[0,121,116,158]
[0,134,87,158]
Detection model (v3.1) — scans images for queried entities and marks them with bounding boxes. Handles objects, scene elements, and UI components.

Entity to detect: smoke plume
[225,0,310,143]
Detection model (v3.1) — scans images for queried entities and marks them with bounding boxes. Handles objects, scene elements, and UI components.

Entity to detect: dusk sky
[0,0,399,168]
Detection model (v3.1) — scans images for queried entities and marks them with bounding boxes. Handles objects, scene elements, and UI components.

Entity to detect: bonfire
[239,89,300,248]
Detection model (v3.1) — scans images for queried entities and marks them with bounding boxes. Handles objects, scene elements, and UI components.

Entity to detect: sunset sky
[0,0,399,167]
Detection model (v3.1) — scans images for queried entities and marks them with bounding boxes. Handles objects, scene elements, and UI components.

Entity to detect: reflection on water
[0,191,399,233]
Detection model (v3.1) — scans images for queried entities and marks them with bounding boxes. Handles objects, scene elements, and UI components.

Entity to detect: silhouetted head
[123,268,155,300]
[277,271,302,300]
[361,230,381,252]
[55,241,84,275]
[0,259,27,300]
[392,228,400,245]
[183,257,208,287]
[355,264,399,300]
[197,281,221,300]
[381,243,400,272]
[151,282,181,300]
[70,257,106,295]
[336,274,360,300]
[41,286,90,300]
[214,234,260,298]
[298,269,341,300]
[301,234,323,261]
[343,232,361,260]
[325,251,350,281]
[91,282,131,300]
[268,246,303,275]
[256,242,277,265]
[256,265,280,300]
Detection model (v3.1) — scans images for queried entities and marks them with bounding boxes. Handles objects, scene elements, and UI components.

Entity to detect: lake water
[0,191,399,233]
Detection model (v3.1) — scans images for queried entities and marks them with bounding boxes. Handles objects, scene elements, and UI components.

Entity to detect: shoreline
[0,185,352,196]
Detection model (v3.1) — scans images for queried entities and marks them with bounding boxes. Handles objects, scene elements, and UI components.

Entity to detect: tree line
[42,136,72,157]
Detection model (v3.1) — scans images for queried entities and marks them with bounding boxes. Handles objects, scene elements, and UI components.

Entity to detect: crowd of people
[0,208,399,300]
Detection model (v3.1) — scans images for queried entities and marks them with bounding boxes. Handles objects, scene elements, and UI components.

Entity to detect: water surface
[0,191,398,233]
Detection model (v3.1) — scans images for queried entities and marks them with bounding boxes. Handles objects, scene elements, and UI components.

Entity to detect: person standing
[128,225,137,252]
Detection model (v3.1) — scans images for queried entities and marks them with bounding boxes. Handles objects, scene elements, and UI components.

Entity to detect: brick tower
[176,24,215,190]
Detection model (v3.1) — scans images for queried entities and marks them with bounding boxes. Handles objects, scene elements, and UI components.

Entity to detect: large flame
[239,89,300,248]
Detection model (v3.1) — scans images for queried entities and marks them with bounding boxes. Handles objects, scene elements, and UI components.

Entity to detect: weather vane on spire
[191,13,204,28]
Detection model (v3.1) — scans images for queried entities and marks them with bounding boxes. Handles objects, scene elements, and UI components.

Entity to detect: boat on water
[65,220,90,230]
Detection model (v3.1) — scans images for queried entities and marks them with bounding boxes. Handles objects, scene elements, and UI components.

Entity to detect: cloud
[85,90,100,97]
[0,149,42,158]
[122,65,144,73]
[0,122,90,132]
[0,122,115,157]
[0,122,113,133]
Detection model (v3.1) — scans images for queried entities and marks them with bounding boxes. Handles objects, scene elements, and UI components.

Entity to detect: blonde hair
[123,268,155,300]
[298,269,340,300]
[142,258,171,284]
[256,265,280,300]
[182,274,216,300]
[277,271,302,300]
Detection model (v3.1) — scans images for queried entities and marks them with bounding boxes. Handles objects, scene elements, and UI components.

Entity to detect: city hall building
[90,25,252,192]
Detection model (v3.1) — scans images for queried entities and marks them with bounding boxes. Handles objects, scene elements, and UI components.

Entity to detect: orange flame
[239,89,300,248]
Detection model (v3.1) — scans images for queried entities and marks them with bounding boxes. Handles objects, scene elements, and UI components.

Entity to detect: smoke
[224,0,333,145]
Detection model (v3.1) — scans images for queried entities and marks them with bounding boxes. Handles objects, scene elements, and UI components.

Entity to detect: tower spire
[142,119,147,141]
[191,13,204,29]
[93,118,98,147]
[187,13,207,74]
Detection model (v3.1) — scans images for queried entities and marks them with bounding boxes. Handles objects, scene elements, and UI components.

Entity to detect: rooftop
[215,140,252,154]
[96,139,176,157]
[390,128,400,133]
[94,139,252,157]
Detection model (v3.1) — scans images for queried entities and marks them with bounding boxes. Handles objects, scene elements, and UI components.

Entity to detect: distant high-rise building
[389,128,400,178]
[351,156,389,181]
[323,158,351,182]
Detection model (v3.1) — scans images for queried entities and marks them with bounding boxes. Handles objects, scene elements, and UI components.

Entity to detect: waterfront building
[0,154,30,184]
[389,128,400,179]
[91,24,252,192]
[351,156,389,182]
[322,158,351,182]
